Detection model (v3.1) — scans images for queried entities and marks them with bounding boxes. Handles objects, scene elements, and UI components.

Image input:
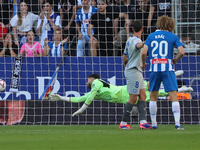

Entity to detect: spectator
[127,0,150,40]
[0,33,19,57]
[43,29,68,56]
[37,0,61,48]
[19,30,43,57]
[75,0,97,56]
[147,0,171,33]
[10,0,39,47]
[60,0,78,56]
[88,0,119,56]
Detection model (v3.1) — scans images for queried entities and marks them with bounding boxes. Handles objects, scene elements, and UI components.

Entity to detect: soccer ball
[0,79,6,92]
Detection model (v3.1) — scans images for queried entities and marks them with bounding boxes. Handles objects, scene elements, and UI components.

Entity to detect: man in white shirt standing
[37,0,61,48]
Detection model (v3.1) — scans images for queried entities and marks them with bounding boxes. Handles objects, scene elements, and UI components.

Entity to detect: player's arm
[141,45,148,68]
[172,46,185,64]
[122,54,128,68]
[136,41,145,49]
[50,93,89,103]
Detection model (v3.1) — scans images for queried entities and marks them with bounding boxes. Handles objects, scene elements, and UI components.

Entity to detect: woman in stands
[0,33,19,57]
[10,0,39,47]
[19,30,43,57]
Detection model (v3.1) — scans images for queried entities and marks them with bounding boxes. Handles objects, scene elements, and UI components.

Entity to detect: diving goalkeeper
[50,72,193,128]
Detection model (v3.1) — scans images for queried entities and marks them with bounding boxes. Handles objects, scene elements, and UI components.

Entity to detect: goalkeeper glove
[50,94,70,102]
[72,103,88,117]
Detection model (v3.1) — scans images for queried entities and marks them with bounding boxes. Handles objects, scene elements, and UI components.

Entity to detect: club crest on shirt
[106,17,110,22]
[52,18,55,21]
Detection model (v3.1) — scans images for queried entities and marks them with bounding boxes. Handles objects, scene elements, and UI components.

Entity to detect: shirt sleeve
[10,15,18,27]
[85,79,102,105]
[55,15,61,28]
[70,93,90,103]
[144,35,151,48]
[90,13,97,27]
[174,35,184,48]
[75,11,80,23]
[36,18,42,29]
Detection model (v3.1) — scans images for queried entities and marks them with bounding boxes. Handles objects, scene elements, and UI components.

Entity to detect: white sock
[172,102,180,126]
[178,88,183,93]
[62,96,70,102]
[149,101,157,126]
[120,121,127,125]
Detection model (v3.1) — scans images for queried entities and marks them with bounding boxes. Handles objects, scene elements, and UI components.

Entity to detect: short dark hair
[132,21,143,32]
[88,73,100,79]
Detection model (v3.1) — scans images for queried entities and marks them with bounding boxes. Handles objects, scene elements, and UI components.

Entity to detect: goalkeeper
[50,72,193,124]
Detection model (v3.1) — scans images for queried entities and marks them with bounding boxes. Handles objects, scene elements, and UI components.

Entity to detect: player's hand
[72,109,83,117]
[61,37,69,45]
[141,62,147,69]
[50,94,63,101]
[172,58,178,64]
[72,103,88,117]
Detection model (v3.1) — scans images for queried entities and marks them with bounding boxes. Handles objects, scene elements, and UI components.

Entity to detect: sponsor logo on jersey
[152,58,168,64]
[83,19,90,24]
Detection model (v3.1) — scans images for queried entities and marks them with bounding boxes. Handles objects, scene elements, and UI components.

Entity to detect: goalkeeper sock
[137,101,147,124]
[172,101,180,126]
[149,101,157,126]
[61,96,70,102]
[122,102,134,122]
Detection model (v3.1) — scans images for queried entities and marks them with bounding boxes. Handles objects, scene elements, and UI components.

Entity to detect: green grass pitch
[0,125,200,150]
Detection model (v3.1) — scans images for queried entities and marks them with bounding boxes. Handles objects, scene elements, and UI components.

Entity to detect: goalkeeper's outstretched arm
[50,93,88,103]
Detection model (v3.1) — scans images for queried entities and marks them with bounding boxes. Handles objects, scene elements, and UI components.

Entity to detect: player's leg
[119,69,140,129]
[119,94,138,129]
[149,72,161,129]
[137,79,151,129]
[162,71,185,130]
[149,91,159,129]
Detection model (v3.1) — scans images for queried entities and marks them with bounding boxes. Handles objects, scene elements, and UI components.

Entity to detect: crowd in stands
[0,0,199,57]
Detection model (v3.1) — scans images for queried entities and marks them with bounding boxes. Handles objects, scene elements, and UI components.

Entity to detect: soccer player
[142,15,185,130]
[118,21,151,129]
[50,72,193,126]
[75,0,98,56]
